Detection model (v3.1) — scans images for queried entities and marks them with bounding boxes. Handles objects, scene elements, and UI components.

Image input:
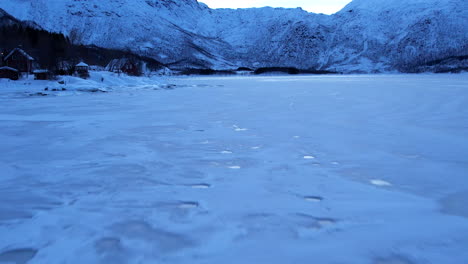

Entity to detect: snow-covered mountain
[0,6,40,29]
[1,0,467,72]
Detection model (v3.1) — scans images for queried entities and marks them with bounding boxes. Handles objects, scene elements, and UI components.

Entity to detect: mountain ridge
[1,0,467,72]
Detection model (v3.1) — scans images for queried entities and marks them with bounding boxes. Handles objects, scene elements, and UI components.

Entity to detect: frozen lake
[0,74,467,264]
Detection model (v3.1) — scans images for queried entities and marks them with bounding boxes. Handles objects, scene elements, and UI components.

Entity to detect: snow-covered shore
[0,71,169,98]
[0,74,468,264]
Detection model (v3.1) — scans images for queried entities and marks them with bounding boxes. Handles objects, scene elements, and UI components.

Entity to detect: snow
[0,71,163,97]
[76,62,89,67]
[0,66,18,72]
[1,0,466,72]
[1,74,468,263]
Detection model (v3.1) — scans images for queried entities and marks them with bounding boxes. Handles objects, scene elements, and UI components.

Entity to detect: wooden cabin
[0,66,20,80]
[106,58,140,76]
[3,48,35,73]
[75,62,89,79]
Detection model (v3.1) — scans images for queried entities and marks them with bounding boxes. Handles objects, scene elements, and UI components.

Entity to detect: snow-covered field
[0,74,467,264]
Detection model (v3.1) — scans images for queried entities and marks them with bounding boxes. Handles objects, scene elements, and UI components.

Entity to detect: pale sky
[200,0,353,14]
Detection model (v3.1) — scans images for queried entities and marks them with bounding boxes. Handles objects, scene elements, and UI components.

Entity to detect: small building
[106,58,141,76]
[33,69,51,80]
[75,62,89,72]
[0,66,20,80]
[75,62,89,79]
[3,48,35,73]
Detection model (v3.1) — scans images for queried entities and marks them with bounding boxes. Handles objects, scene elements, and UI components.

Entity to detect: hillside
[0,0,467,72]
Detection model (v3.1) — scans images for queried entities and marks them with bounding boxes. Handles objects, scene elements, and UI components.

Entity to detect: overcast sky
[200,0,353,14]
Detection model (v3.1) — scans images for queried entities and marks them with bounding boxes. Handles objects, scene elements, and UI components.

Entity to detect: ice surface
[0,74,468,263]
[0,248,37,264]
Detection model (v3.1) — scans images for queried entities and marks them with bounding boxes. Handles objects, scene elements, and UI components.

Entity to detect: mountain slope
[330,0,468,71]
[1,0,467,72]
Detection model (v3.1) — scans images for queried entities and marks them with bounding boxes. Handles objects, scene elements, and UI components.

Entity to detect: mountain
[0,6,41,29]
[0,0,467,72]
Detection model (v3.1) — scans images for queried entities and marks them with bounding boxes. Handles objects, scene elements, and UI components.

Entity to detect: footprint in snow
[178,201,199,209]
[233,125,248,131]
[189,183,211,189]
[294,213,338,230]
[304,196,323,202]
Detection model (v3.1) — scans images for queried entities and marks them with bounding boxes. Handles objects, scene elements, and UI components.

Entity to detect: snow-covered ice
[1,74,468,264]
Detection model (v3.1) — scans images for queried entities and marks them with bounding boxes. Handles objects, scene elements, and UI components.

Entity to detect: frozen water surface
[1,74,468,263]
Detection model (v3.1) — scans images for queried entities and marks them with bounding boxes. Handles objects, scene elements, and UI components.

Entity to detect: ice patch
[94,237,125,259]
[0,210,34,221]
[111,220,193,252]
[403,154,421,159]
[370,179,392,187]
[303,155,315,160]
[440,190,468,218]
[0,248,38,264]
[374,255,416,264]
[316,219,335,227]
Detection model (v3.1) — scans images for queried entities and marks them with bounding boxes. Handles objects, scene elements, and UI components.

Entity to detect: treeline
[0,23,164,74]
[178,67,339,76]
[253,67,337,75]
[400,55,468,73]
[394,44,468,73]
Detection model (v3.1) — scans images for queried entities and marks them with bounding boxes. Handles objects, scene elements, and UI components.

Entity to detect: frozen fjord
[0,74,468,264]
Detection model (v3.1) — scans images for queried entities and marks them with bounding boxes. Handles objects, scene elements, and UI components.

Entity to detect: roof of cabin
[4,48,35,61]
[76,62,89,67]
[0,66,19,72]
